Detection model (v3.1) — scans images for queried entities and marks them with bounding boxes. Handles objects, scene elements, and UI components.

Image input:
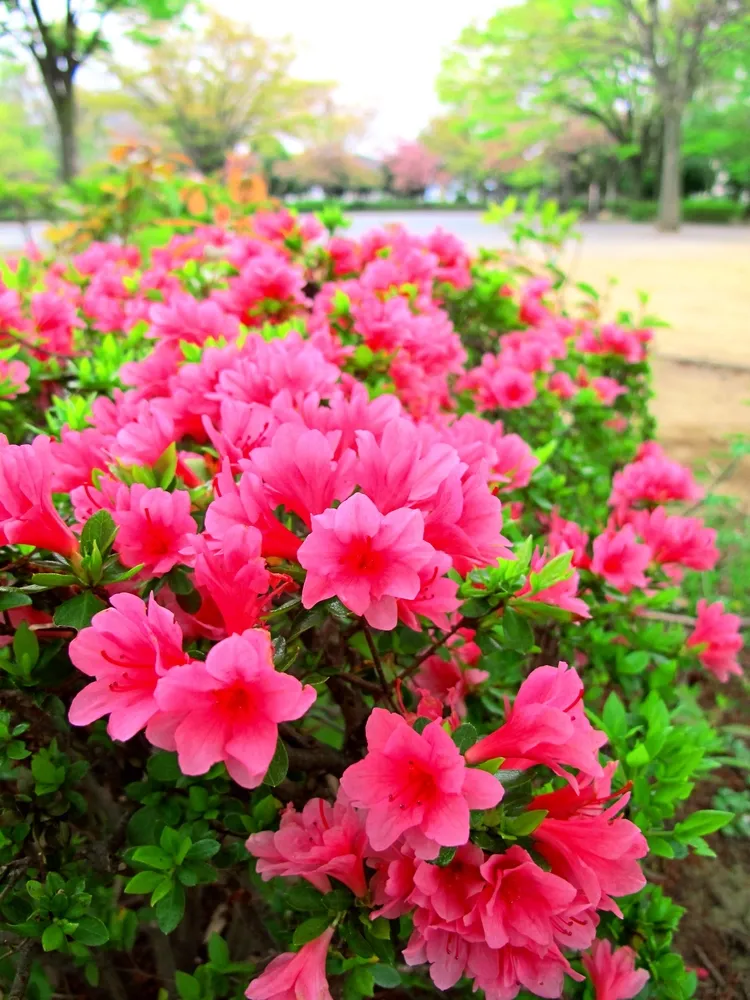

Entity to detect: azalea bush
[0,205,743,1000]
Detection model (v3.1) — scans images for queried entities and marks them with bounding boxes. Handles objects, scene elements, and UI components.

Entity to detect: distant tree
[0,61,56,182]
[384,141,441,197]
[440,0,750,229]
[109,13,337,175]
[0,0,190,181]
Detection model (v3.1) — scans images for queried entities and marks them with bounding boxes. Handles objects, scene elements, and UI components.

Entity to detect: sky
[213,0,500,154]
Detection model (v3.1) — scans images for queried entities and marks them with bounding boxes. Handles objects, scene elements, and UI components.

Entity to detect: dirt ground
[575,231,750,996]
[571,227,750,500]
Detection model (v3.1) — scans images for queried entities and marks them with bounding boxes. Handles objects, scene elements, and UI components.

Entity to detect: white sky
[211,0,500,153]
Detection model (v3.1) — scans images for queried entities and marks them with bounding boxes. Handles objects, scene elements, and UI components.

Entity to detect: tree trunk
[55,90,77,183]
[658,104,682,231]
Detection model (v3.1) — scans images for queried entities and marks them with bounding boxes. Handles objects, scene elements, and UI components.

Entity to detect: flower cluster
[247,665,648,1000]
[0,208,740,1000]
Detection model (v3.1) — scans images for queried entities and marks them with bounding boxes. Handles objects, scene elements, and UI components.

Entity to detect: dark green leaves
[53,591,107,630]
[80,510,117,557]
[263,738,289,787]
[451,723,478,752]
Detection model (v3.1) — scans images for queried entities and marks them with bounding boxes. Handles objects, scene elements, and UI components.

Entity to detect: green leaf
[13,620,39,671]
[602,692,627,743]
[412,717,431,735]
[287,882,326,912]
[154,882,186,934]
[501,608,534,651]
[207,933,230,970]
[288,603,329,640]
[30,573,78,588]
[150,877,175,906]
[345,965,375,1000]
[371,965,402,988]
[80,510,117,557]
[0,590,33,611]
[529,550,573,594]
[185,838,220,861]
[147,752,181,783]
[73,915,110,946]
[293,915,331,947]
[42,924,65,952]
[451,724,478,753]
[53,592,107,630]
[132,846,173,871]
[125,871,164,895]
[160,826,184,858]
[626,743,651,767]
[174,970,201,1000]
[506,809,548,836]
[674,810,734,841]
[433,846,457,866]
[262,738,289,787]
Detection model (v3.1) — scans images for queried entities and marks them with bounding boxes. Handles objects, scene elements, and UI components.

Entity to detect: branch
[362,621,396,710]
[8,939,34,1000]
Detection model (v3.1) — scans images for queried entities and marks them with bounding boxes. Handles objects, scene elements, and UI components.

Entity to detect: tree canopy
[108,13,339,176]
[440,0,750,227]
[0,0,191,179]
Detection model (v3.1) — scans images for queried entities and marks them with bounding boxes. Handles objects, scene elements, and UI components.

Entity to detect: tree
[109,13,337,176]
[440,0,750,229]
[384,141,441,197]
[0,0,190,182]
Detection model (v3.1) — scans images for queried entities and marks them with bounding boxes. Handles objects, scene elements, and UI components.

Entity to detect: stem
[362,621,396,710]
[8,939,34,1000]
[399,616,471,681]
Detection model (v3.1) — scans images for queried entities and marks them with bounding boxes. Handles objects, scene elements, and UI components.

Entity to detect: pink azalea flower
[467,939,582,1000]
[112,405,176,468]
[630,507,718,575]
[50,428,112,493]
[247,792,368,897]
[412,647,488,718]
[487,366,537,409]
[582,939,650,1000]
[423,467,512,575]
[547,510,590,569]
[113,485,197,575]
[298,492,436,630]
[245,926,334,1000]
[340,709,503,858]
[202,399,278,470]
[187,525,272,635]
[591,376,627,405]
[247,424,357,526]
[531,768,648,914]
[471,845,578,952]
[150,629,316,787]
[686,599,743,682]
[30,290,83,356]
[548,370,578,399]
[0,435,79,556]
[354,419,461,515]
[206,464,301,561]
[0,359,30,398]
[591,526,652,594]
[465,662,607,786]
[148,292,238,345]
[410,843,485,921]
[491,432,538,492]
[610,452,702,516]
[396,551,461,631]
[68,593,188,741]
